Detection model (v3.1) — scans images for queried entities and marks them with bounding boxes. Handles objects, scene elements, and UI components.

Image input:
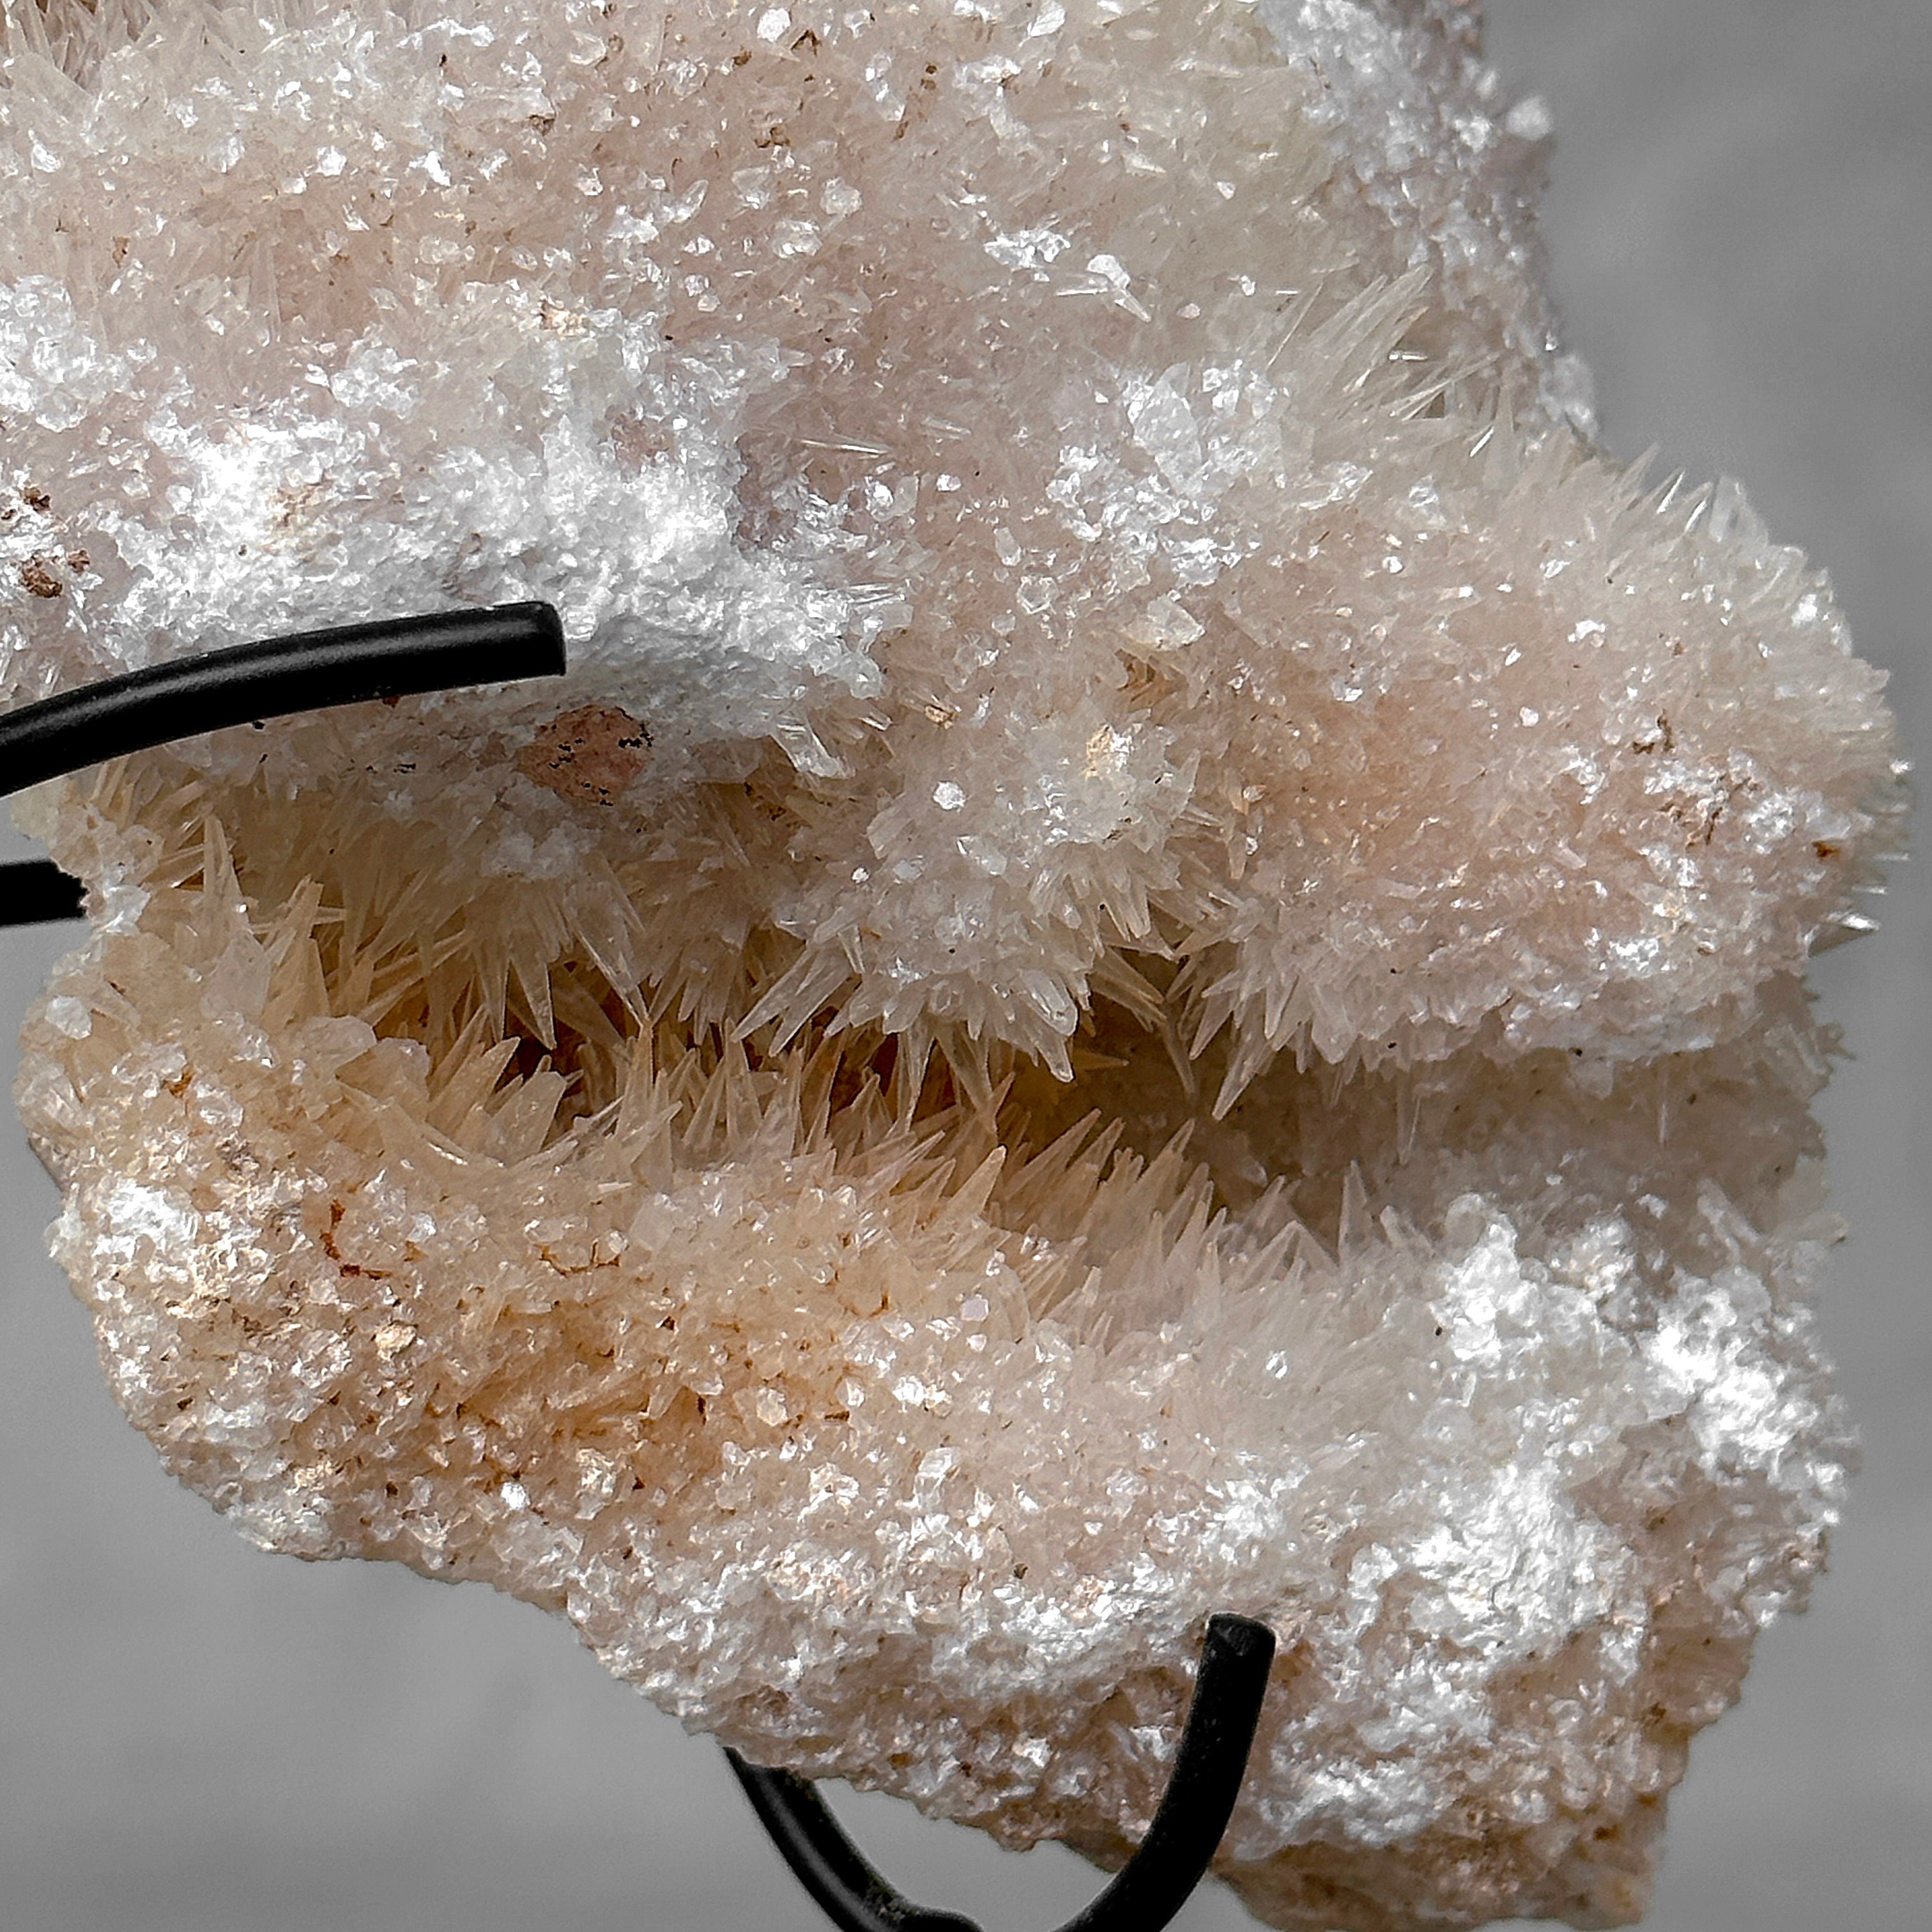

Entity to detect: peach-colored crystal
[0,3,1904,1927]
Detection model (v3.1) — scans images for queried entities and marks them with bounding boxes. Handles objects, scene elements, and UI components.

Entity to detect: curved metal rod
[0,600,564,801]
[725,1613,1277,1932]
[0,602,566,930]
[0,859,83,925]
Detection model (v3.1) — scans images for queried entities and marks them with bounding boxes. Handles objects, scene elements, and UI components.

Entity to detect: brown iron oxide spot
[516,703,652,806]
[18,555,63,598]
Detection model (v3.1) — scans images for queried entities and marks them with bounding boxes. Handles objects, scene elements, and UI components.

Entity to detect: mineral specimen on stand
[0,3,1905,1926]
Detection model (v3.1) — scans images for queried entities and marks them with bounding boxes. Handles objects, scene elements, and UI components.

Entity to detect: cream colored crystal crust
[0,3,1905,1926]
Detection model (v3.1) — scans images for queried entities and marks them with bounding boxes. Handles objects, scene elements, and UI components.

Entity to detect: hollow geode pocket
[0,3,1904,1928]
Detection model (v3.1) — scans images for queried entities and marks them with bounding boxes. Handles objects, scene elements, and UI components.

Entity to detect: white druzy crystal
[0,3,1904,1927]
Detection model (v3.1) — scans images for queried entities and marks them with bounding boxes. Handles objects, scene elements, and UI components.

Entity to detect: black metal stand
[0,605,1276,1931]
[0,601,564,926]
[726,1614,1276,1932]
[0,858,82,924]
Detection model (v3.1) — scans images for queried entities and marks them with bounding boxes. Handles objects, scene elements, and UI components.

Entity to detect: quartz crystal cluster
[0,3,1905,1926]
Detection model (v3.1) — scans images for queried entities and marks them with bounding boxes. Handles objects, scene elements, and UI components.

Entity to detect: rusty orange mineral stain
[516,703,652,806]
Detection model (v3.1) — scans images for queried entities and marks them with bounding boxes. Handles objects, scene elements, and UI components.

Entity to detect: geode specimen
[0,2,1905,1926]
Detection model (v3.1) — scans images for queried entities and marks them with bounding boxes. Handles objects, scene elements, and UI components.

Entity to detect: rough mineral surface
[0,3,1906,1927]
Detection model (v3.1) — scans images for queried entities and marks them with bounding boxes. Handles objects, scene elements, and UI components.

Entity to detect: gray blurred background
[1,2,1926,1926]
